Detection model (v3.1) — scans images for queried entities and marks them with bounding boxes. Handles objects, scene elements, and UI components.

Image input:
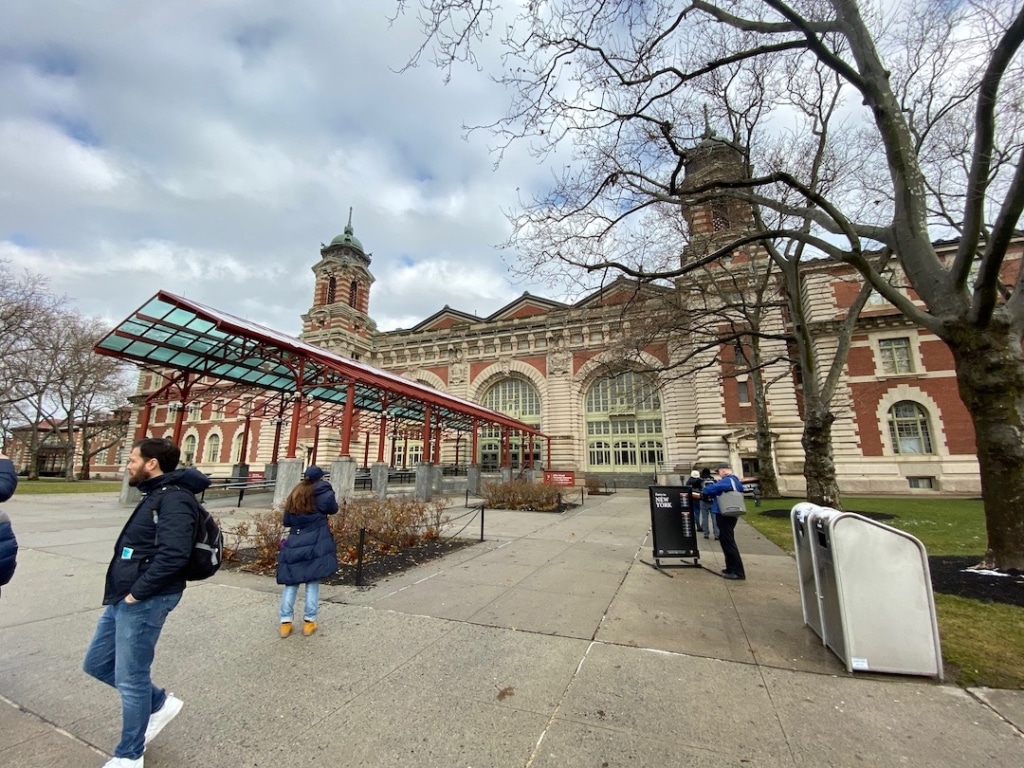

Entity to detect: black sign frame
[648,485,701,567]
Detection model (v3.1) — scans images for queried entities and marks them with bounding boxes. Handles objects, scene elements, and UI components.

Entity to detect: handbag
[718,479,747,517]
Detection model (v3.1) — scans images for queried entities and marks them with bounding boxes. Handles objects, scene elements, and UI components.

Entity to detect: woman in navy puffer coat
[0,453,19,593]
[276,466,338,637]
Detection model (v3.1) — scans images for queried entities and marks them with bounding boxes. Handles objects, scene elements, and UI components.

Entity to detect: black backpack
[154,486,223,580]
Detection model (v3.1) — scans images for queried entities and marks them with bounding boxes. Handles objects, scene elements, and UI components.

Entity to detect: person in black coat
[276,466,339,637]
[83,437,211,766]
[0,452,18,594]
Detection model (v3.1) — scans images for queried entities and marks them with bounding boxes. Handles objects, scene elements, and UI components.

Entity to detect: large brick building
[115,140,1012,495]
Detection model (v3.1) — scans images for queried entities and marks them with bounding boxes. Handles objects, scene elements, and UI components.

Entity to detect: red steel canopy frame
[95,291,550,466]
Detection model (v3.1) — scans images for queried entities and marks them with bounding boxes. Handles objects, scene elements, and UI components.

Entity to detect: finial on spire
[702,105,713,139]
[347,206,353,228]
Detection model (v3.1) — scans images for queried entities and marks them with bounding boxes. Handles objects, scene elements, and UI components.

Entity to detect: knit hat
[303,465,325,481]
[690,470,700,479]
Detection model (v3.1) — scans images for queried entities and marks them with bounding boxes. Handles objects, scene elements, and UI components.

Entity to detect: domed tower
[681,128,753,260]
[301,208,377,361]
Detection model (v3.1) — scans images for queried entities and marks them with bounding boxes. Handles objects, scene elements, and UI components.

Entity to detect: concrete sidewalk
[1,489,1021,767]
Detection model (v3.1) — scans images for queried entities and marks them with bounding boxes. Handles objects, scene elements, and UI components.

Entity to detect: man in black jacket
[83,437,210,768]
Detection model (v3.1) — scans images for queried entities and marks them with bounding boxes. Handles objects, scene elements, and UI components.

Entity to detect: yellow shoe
[279,622,292,638]
[302,620,317,636]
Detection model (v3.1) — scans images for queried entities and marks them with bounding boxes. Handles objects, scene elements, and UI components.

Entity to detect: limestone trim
[403,368,447,392]
[874,384,949,458]
[467,358,549,403]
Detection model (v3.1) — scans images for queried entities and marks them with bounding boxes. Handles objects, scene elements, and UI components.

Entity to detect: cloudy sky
[0,1,557,335]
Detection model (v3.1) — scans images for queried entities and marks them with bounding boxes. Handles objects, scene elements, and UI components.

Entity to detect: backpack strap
[151,485,200,545]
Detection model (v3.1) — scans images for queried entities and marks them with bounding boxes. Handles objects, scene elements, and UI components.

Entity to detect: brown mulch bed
[222,537,476,587]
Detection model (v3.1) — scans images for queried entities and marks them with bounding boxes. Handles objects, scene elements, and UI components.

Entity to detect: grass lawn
[12,478,122,495]
[744,496,1023,689]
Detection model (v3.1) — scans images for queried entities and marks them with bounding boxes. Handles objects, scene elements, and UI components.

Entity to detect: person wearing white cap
[703,463,746,580]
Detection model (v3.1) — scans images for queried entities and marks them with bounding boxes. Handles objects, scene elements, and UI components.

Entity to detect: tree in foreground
[398,0,1024,570]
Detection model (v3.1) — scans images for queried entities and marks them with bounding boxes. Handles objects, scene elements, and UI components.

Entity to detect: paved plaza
[1,489,1022,767]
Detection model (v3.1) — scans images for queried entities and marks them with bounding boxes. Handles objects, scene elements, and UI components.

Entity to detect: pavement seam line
[523,639,600,768]
[0,693,107,758]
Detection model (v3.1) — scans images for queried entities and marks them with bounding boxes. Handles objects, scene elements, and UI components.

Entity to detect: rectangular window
[879,337,914,374]
[907,476,935,489]
[535,338,547,349]
[571,333,583,345]
[590,331,603,343]
[737,379,750,404]
[500,340,512,351]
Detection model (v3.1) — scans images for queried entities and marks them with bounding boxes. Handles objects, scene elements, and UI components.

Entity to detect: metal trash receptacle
[827,513,943,679]
[791,502,825,641]
[806,506,846,655]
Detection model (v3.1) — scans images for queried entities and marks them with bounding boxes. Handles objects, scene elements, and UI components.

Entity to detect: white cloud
[0,1,547,336]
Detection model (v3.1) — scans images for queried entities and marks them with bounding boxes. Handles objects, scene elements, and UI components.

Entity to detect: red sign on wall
[544,470,576,487]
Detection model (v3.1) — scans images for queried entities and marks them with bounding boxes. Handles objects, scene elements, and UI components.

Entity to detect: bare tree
[0,260,62,410]
[399,0,1024,570]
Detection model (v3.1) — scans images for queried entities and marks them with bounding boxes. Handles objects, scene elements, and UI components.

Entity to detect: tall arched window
[182,435,197,465]
[232,432,244,463]
[349,280,359,308]
[585,371,663,472]
[326,275,337,304]
[888,401,934,454]
[205,434,221,463]
[480,378,542,469]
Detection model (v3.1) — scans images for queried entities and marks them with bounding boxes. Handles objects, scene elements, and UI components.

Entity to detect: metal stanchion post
[355,528,366,587]
[479,506,485,542]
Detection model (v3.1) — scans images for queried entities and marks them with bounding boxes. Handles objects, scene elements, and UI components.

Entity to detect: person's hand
[125,594,138,604]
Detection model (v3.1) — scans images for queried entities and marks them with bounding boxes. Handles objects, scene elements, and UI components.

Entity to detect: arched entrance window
[182,434,197,465]
[888,401,934,454]
[205,433,221,463]
[479,377,542,469]
[585,372,663,473]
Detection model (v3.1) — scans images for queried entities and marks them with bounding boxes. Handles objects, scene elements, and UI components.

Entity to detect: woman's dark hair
[284,478,317,514]
[700,467,712,479]
[133,437,180,473]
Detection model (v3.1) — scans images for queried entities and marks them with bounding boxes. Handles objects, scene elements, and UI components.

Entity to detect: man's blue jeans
[700,501,720,538]
[83,592,182,759]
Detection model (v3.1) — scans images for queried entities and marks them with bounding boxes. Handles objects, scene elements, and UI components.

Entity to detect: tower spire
[347,206,353,231]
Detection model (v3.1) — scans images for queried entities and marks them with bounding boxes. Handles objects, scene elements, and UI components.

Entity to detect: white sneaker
[103,756,144,767]
[144,693,183,744]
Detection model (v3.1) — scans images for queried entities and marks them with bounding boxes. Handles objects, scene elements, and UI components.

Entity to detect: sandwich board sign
[648,486,700,567]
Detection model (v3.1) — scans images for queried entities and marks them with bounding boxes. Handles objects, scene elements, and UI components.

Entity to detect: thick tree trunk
[801,407,841,507]
[948,324,1024,571]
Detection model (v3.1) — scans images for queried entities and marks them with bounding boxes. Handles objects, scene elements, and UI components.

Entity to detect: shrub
[482,480,562,511]
[225,496,452,571]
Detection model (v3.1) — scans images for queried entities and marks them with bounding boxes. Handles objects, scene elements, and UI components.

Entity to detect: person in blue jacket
[276,465,339,637]
[0,451,19,594]
[703,462,746,581]
[83,437,211,768]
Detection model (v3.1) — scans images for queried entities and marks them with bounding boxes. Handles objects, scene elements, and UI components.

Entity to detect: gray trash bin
[793,503,943,680]
[806,506,846,655]
[791,502,825,641]
[826,512,943,679]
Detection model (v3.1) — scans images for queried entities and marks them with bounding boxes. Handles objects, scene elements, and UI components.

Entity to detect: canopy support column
[422,404,433,463]
[285,393,303,459]
[340,381,356,456]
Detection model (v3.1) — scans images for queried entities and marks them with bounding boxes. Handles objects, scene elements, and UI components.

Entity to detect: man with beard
[83,437,210,767]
